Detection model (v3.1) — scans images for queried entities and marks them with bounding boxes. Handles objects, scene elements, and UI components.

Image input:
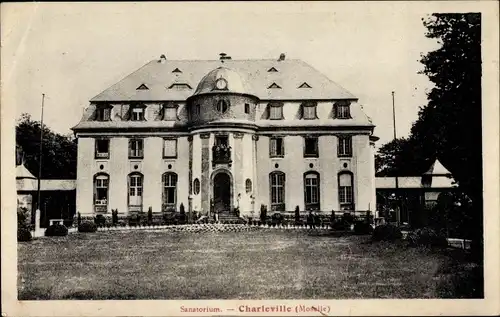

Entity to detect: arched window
[216,99,229,113]
[338,172,354,210]
[162,172,178,211]
[193,178,200,195]
[304,172,320,210]
[128,173,143,212]
[245,179,252,194]
[94,173,109,213]
[269,172,285,211]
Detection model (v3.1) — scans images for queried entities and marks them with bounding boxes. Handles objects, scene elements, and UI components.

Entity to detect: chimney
[219,53,227,60]
[159,54,167,63]
[278,53,286,61]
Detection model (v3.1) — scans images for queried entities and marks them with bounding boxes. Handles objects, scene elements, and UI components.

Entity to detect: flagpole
[392,91,400,225]
[37,93,45,211]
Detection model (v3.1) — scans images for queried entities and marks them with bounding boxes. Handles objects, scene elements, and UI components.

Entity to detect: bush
[112,209,119,225]
[95,214,106,226]
[260,204,267,223]
[17,206,31,229]
[271,213,284,225]
[372,224,402,242]
[353,222,374,235]
[294,206,301,224]
[44,224,68,237]
[78,221,97,233]
[332,220,349,231]
[407,227,448,248]
[18,228,32,242]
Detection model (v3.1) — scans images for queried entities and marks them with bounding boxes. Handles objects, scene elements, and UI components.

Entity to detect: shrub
[407,227,448,248]
[112,209,119,225]
[45,224,68,237]
[260,204,267,223]
[18,228,32,242]
[78,221,98,233]
[353,222,374,235]
[294,206,301,224]
[271,213,284,225]
[95,214,106,226]
[372,224,402,242]
[18,206,31,229]
[77,212,81,225]
[332,220,349,231]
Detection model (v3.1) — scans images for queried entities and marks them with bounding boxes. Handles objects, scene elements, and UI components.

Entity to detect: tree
[16,113,77,179]
[375,137,433,176]
[377,13,482,259]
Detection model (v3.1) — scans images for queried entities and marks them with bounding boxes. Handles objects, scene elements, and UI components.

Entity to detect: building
[16,145,76,227]
[375,158,456,225]
[72,53,378,219]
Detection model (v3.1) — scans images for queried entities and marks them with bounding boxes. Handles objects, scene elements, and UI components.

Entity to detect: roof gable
[268,82,282,89]
[298,82,312,88]
[136,84,149,90]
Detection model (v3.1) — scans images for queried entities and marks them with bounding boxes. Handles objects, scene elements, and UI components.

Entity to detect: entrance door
[213,172,231,213]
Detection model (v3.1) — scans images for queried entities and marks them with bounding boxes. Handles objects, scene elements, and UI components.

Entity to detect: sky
[2,2,443,148]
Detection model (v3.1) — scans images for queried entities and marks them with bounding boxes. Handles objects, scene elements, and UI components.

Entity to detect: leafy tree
[377,13,482,259]
[16,113,77,179]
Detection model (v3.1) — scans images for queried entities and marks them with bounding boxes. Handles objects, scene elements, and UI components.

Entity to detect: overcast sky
[3,2,444,147]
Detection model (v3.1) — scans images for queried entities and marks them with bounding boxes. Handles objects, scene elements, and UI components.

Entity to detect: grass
[18,229,482,299]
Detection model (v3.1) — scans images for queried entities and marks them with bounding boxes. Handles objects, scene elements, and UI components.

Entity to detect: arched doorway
[213,172,232,213]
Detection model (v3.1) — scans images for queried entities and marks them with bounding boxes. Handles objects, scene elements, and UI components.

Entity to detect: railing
[212,145,232,164]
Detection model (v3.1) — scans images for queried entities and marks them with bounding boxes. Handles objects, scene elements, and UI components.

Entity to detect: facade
[72,53,378,218]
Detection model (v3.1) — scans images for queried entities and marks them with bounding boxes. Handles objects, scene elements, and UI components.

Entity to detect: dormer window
[268,103,284,120]
[298,82,312,88]
[268,67,278,72]
[136,84,149,90]
[172,68,182,73]
[268,83,282,89]
[162,104,178,121]
[301,102,318,120]
[168,83,192,90]
[95,105,112,121]
[335,102,351,119]
[130,105,146,121]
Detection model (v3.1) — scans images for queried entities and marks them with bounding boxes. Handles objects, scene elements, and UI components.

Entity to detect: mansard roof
[90,58,356,102]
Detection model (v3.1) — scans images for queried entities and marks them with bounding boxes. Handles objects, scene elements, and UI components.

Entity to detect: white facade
[72,55,377,217]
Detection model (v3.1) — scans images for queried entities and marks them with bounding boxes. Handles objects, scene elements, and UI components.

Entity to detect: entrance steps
[217,212,246,224]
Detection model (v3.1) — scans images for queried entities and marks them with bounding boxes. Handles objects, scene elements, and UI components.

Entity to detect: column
[200,133,211,215]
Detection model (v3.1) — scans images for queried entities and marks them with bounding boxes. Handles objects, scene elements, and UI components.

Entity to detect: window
[163,105,178,121]
[162,172,178,210]
[302,103,317,120]
[244,103,250,114]
[268,67,278,72]
[338,136,352,157]
[269,104,283,120]
[298,82,312,88]
[95,139,110,159]
[95,106,111,121]
[193,178,200,195]
[269,172,285,211]
[129,139,144,158]
[194,104,201,117]
[269,137,285,157]
[338,172,354,209]
[304,172,320,210]
[304,137,319,157]
[216,100,229,113]
[128,173,143,211]
[163,138,177,158]
[94,174,109,212]
[168,83,192,90]
[268,83,282,89]
[245,179,252,194]
[335,103,351,119]
[130,105,146,121]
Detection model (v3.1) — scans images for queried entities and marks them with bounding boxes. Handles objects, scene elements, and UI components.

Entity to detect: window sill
[163,156,178,160]
[129,157,144,160]
[338,155,353,158]
[304,155,319,159]
[95,155,109,159]
[270,155,285,159]
[269,118,284,120]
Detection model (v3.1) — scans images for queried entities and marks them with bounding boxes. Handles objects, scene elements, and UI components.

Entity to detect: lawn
[18,229,482,299]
